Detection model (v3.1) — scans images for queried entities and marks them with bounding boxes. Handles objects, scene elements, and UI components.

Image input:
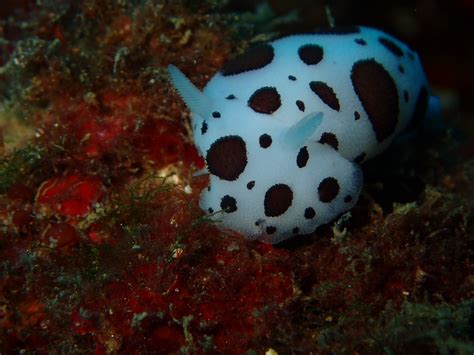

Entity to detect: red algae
[36,174,104,217]
[0,0,474,354]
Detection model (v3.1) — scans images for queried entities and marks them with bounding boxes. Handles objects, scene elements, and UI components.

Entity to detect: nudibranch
[169,26,439,244]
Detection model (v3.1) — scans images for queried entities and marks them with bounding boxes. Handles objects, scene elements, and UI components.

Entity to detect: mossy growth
[371,300,474,354]
[0,145,43,194]
[107,173,172,237]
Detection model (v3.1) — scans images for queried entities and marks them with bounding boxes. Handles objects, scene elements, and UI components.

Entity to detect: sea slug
[169,26,439,244]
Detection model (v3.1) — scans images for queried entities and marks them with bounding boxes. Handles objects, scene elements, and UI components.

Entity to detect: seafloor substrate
[1,1,473,353]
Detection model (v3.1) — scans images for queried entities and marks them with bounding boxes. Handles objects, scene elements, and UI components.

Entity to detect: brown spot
[266,226,277,234]
[292,227,299,234]
[259,134,272,148]
[344,195,353,203]
[247,181,255,190]
[288,75,297,81]
[221,195,237,213]
[398,65,405,74]
[355,38,367,45]
[351,59,399,142]
[248,87,281,114]
[405,86,428,132]
[296,146,309,168]
[221,44,274,76]
[226,94,236,100]
[264,184,293,217]
[212,111,221,118]
[201,121,208,135]
[206,136,247,181]
[298,44,324,65]
[208,208,213,213]
[304,207,316,219]
[296,100,305,112]
[318,177,340,203]
[354,111,361,120]
[310,81,340,111]
[319,132,339,150]
[378,37,404,57]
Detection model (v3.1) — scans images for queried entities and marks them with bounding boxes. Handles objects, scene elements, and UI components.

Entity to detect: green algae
[373,300,474,354]
[109,173,172,239]
[0,145,43,194]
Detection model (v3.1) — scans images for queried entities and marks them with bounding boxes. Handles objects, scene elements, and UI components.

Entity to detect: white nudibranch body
[168,26,439,244]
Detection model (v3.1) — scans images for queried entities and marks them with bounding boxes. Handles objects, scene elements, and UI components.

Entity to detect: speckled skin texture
[202,137,362,243]
[201,26,429,161]
[170,26,433,243]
